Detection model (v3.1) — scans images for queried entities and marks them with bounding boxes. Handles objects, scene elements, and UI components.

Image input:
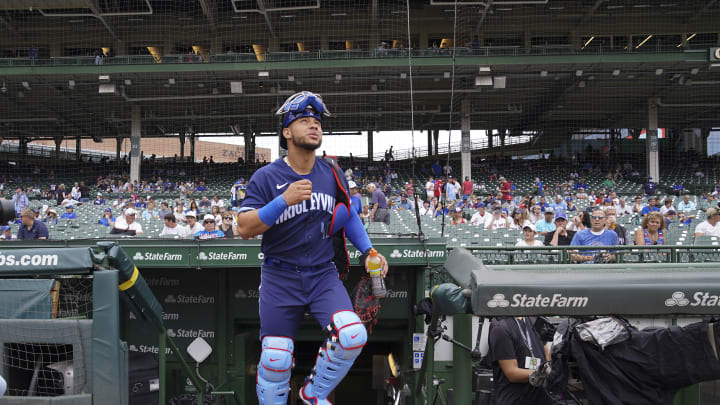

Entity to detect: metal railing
[0,45,701,67]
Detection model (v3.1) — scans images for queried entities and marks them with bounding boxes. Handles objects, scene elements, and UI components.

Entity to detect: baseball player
[237,91,389,405]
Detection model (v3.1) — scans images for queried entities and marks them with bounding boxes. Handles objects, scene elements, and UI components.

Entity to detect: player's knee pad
[257,336,294,405]
[301,311,367,402]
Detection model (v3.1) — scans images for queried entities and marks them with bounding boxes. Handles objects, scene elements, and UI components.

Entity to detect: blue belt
[263,257,330,272]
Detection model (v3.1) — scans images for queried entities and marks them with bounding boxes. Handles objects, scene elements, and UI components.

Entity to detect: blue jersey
[240,157,338,267]
[571,229,619,263]
[350,195,362,214]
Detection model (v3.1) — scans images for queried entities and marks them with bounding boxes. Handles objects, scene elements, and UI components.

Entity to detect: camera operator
[489,317,551,404]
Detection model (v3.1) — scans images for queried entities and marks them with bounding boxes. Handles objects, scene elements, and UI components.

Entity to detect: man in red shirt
[434,178,443,199]
[462,176,473,198]
[500,177,512,201]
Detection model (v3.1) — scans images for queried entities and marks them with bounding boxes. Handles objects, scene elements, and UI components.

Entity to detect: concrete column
[433,129,439,156]
[179,133,185,159]
[75,135,82,161]
[116,137,122,161]
[367,130,374,161]
[488,129,494,149]
[54,136,62,158]
[427,129,433,157]
[460,99,472,182]
[190,134,196,162]
[701,128,710,157]
[130,105,141,184]
[500,131,506,147]
[244,128,255,164]
[453,314,473,405]
[646,98,660,182]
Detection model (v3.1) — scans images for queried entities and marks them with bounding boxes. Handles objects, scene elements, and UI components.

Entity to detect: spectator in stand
[159,214,188,238]
[98,208,115,227]
[44,209,58,225]
[93,193,105,205]
[659,198,675,215]
[678,194,697,214]
[486,206,510,230]
[431,160,443,177]
[135,197,147,209]
[632,196,645,214]
[634,211,665,245]
[60,205,77,220]
[174,204,186,223]
[12,187,29,219]
[199,196,211,209]
[641,197,660,216]
[602,175,616,190]
[534,208,556,236]
[570,208,619,263]
[348,181,362,215]
[184,212,203,237]
[509,208,531,230]
[368,183,391,225]
[418,200,433,216]
[78,181,91,202]
[533,177,544,196]
[194,214,224,239]
[528,205,543,224]
[566,197,577,213]
[158,202,172,218]
[359,205,371,224]
[446,176,459,202]
[605,206,629,245]
[443,162,453,176]
[397,195,413,211]
[567,211,589,232]
[70,182,81,200]
[499,177,512,202]
[550,195,567,215]
[672,183,684,196]
[544,212,575,246]
[694,208,720,238]
[41,187,53,200]
[110,208,143,236]
[196,181,207,192]
[405,179,415,197]
[142,201,159,220]
[1,225,16,240]
[462,177,473,199]
[17,208,48,240]
[425,176,435,200]
[211,205,222,223]
[450,208,466,226]
[516,224,544,247]
[643,177,657,197]
[185,201,199,217]
[211,195,225,208]
[112,195,125,208]
[218,213,238,239]
[616,199,631,216]
[576,187,589,200]
[434,177,443,200]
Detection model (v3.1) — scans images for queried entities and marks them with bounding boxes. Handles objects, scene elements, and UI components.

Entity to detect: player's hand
[283,180,312,206]
[366,252,389,278]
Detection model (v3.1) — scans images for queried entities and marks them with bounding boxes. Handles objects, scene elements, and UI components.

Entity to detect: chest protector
[322,156,352,275]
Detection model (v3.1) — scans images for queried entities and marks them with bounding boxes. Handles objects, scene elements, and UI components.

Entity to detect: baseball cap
[47,209,56,215]
[125,208,137,215]
[97,193,102,196]
[104,208,112,212]
[118,195,123,199]
[566,197,572,202]
[348,181,358,189]
[666,210,677,215]
[185,211,197,218]
[604,198,613,203]
[555,212,568,221]
[523,224,536,232]
[203,214,215,222]
[66,205,73,209]
[544,207,554,214]
[1,226,10,231]
[477,202,485,208]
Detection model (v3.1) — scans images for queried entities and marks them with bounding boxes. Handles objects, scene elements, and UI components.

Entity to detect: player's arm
[346,207,389,277]
[236,180,312,239]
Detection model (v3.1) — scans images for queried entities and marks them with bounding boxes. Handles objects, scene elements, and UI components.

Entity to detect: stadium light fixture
[479,66,491,73]
[583,36,595,49]
[22,81,30,90]
[68,80,75,89]
[613,69,621,76]
[635,35,653,49]
[677,33,696,48]
[168,78,175,85]
[258,71,270,78]
[288,75,295,82]
[540,71,548,77]
[655,68,664,75]
[575,70,583,77]
[578,81,586,88]
[493,76,506,89]
[475,76,493,86]
[444,72,451,78]
[230,81,243,94]
[124,79,132,85]
[335,74,342,81]
[691,68,700,75]
[400,73,407,79]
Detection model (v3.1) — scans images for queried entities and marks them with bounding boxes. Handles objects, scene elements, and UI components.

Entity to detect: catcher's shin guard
[257,336,294,405]
[300,311,367,404]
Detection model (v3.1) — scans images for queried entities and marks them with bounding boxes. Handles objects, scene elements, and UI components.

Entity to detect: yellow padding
[118,267,139,291]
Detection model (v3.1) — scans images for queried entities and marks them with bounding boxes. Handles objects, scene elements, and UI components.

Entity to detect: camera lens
[0,199,15,225]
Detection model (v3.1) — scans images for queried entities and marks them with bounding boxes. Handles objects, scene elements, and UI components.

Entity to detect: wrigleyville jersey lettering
[240,157,339,267]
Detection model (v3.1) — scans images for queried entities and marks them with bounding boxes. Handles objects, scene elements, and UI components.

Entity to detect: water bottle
[367,249,387,298]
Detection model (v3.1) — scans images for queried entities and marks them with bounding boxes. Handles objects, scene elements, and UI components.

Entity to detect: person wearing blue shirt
[196,182,207,192]
[677,194,697,213]
[60,206,77,220]
[93,193,105,205]
[235,91,387,405]
[98,208,115,227]
[534,177,544,196]
[643,177,657,196]
[348,181,362,214]
[672,183,684,196]
[550,195,567,215]
[431,160,443,177]
[194,215,224,239]
[566,197,577,212]
[534,208,557,235]
[397,195,413,211]
[571,208,619,263]
[641,197,661,216]
[11,187,30,218]
[537,197,550,212]
[17,209,49,240]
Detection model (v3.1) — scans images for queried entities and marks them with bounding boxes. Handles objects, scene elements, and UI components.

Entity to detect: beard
[290,133,322,152]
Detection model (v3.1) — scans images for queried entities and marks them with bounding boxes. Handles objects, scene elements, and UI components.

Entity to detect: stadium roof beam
[577,0,604,26]
[196,0,218,34]
[36,0,121,42]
